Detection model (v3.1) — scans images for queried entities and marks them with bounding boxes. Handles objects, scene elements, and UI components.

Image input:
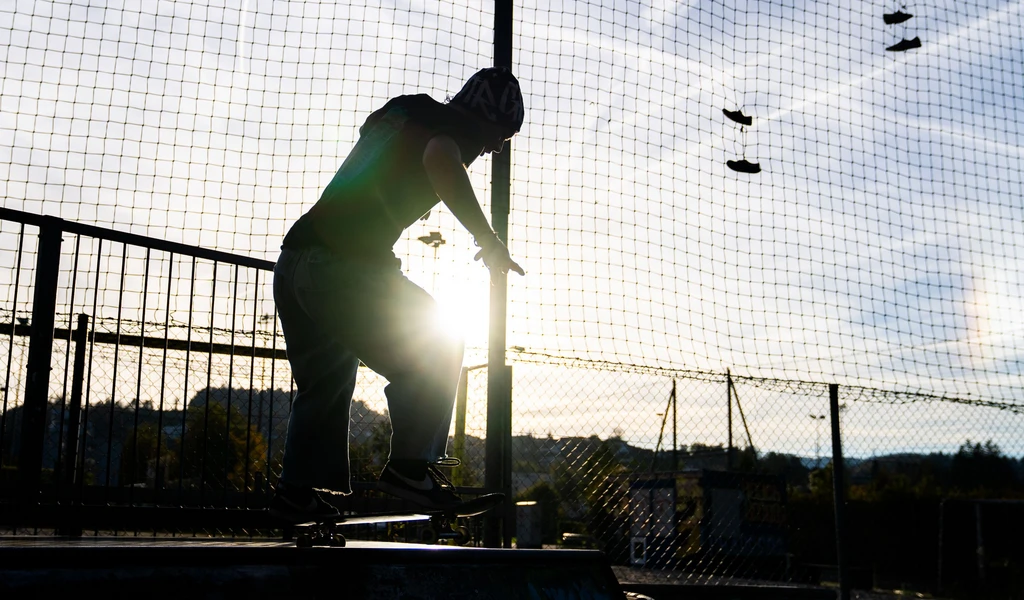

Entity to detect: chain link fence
[2,208,1023,594]
[506,359,1024,593]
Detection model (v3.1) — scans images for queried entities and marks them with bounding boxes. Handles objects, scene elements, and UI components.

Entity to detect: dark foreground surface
[0,537,859,600]
[0,537,625,599]
[614,566,950,600]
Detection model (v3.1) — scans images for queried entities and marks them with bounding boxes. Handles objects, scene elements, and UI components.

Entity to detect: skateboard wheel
[420,527,439,544]
[297,534,313,548]
[454,526,470,546]
[329,534,346,547]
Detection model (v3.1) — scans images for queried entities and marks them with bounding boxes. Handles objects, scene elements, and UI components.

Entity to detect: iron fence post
[830,383,850,600]
[18,219,63,505]
[62,313,88,491]
[56,313,87,536]
[727,370,734,470]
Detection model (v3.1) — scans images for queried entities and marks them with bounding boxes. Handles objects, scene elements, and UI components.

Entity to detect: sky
[1,0,1022,454]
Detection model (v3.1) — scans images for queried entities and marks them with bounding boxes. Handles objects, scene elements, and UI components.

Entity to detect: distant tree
[689,442,724,454]
[851,468,937,502]
[732,445,759,472]
[120,422,171,486]
[950,440,1018,494]
[179,401,267,491]
[516,480,562,544]
[807,462,834,498]
[756,451,811,488]
[554,439,623,507]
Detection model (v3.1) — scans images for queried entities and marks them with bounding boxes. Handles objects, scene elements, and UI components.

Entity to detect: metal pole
[453,367,469,487]
[937,500,946,594]
[829,383,850,600]
[63,314,88,492]
[18,220,63,505]
[975,502,986,587]
[58,313,88,537]
[484,364,512,548]
[484,0,515,549]
[727,370,733,470]
[671,379,678,472]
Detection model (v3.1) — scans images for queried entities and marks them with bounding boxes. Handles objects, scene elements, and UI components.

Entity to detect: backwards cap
[451,67,525,133]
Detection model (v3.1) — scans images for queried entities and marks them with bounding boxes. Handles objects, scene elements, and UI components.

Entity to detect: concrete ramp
[0,539,626,599]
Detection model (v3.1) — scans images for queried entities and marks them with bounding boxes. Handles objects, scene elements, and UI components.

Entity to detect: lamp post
[810,414,826,469]
[452,362,487,487]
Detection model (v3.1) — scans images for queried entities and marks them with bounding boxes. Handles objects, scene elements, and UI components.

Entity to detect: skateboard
[291,493,504,548]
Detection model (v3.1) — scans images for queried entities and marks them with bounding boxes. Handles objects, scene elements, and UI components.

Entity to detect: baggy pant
[273,246,464,493]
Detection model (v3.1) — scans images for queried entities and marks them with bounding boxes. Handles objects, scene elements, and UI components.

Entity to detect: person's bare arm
[422,135,524,275]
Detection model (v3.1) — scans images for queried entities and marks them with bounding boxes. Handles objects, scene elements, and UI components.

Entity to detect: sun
[432,274,492,347]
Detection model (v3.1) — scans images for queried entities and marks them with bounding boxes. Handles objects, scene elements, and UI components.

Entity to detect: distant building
[619,469,788,569]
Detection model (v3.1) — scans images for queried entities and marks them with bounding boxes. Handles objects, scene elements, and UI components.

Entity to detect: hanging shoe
[883,10,913,24]
[727,159,761,174]
[723,108,753,126]
[886,37,922,52]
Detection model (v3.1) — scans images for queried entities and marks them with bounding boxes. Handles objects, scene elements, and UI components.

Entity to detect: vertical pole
[671,379,677,472]
[452,367,468,487]
[62,314,88,492]
[18,220,63,505]
[726,370,733,470]
[485,0,515,549]
[829,383,850,600]
[937,500,946,595]
[975,503,986,587]
[59,313,88,537]
[500,365,514,548]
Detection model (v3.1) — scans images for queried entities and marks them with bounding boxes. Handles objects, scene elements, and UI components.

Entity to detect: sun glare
[433,278,492,346]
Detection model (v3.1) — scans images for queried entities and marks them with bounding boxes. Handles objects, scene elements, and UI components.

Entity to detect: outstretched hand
[474,239,525,276]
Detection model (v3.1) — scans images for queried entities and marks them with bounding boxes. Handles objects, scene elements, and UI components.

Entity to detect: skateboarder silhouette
[270,67,525,522]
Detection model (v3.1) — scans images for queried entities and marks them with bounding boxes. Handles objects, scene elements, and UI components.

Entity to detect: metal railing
[0,207,282,531]
[0,206,502,537]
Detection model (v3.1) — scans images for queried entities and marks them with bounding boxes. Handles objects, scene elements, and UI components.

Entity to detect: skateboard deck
[290,492,504,548]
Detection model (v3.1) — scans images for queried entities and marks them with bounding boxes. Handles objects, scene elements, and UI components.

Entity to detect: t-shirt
[282,94,485,262]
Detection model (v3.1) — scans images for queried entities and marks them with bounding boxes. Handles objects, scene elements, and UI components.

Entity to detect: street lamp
[417,231,446,294]
[810,414,826,469]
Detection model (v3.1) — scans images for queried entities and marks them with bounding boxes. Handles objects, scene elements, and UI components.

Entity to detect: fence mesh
[4,1,1021,392]
[2,0,1024,590]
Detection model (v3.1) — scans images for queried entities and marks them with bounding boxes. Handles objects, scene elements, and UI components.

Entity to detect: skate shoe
[268,481,341,523]
[378,460,462,510]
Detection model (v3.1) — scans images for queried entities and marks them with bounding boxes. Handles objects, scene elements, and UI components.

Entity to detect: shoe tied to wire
[268,481,341,523]
[727,158,762,174]
[378,459,463,510]
[723,108,753,126]
[886,37,922,52]
[883,10,913,25]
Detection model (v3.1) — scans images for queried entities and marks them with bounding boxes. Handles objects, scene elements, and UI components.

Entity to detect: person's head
[450,66,524,154]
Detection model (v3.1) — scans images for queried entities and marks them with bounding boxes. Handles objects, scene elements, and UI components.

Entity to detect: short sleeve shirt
[282,94,484,262]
